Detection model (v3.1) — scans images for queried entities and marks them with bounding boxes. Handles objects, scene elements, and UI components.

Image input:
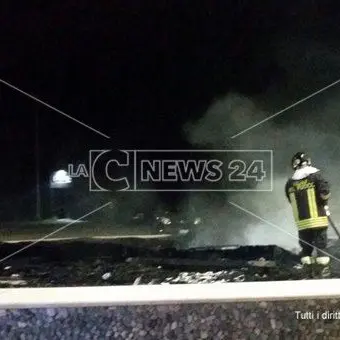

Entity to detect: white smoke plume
[184,40,340,251]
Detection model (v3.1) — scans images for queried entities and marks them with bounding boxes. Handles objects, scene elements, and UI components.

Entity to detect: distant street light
[50,170,72,189]
[50,169,72,219]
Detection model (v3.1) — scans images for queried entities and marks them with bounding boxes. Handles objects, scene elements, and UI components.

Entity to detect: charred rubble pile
[1,237,335,288]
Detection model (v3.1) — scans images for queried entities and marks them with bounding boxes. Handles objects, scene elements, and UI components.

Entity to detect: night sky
[2,2,340,219]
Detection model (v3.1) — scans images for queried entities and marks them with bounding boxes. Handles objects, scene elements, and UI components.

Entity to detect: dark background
[1,1,340,220]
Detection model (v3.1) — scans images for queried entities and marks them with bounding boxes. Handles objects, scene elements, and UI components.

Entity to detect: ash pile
[1,211,340,287]
[1,237,333,288]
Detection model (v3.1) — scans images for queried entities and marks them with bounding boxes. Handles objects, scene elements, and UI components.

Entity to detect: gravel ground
[1,300,340,339]
[0,240,315,287]
[1,239,340,338]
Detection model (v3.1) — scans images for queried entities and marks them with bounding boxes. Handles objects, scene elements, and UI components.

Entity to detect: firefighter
[285,152,331,274]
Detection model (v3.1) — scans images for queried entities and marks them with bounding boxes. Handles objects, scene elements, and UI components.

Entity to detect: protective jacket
[285,166,330,230]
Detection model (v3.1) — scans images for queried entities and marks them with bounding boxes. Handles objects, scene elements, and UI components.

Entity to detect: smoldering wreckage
[1,211,340,288]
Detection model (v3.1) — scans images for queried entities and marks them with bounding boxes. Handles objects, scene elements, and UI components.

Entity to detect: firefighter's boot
[301,256,315,277]
[316,256,331,278]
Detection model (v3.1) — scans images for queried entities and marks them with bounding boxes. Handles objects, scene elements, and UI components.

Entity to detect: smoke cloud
[184,40,340,251]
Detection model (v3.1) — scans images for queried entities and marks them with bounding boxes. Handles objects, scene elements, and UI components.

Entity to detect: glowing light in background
[50,170,72,189]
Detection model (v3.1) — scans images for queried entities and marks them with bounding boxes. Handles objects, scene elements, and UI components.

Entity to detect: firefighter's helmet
[292,152,311,170]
